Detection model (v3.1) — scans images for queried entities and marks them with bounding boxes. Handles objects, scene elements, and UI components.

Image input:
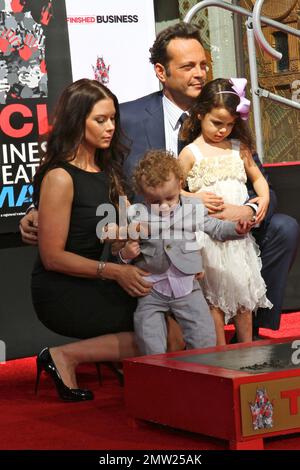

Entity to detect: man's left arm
[246,152,277,224]
[212,152,277,224]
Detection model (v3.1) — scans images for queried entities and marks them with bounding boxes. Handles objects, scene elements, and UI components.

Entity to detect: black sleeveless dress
[31,162,136,339]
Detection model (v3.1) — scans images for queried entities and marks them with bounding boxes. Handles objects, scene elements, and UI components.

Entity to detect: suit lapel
[169,197,195,234]
[143,92,165,149]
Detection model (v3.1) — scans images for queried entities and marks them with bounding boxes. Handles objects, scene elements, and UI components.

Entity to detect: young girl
[178,78,272,346]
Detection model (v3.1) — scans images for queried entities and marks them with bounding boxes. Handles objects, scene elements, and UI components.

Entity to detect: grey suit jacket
[127,195,242,275]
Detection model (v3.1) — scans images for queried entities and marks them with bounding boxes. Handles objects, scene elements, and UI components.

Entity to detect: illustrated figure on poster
[0,58,9,102]
[92,55,110,85]
[250,388,274,430]
[0,0,52,103]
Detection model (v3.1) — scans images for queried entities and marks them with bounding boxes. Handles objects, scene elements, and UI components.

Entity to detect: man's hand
[19,209,39,245]
[211,203,254,223]
[248,196,269,224]
[196,191,224,213]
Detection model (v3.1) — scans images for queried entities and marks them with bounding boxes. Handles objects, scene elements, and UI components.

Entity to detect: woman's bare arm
[38,168,152,295]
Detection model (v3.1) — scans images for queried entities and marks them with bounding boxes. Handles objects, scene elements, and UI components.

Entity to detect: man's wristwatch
[245,202,258,223]
[245,202,258,214]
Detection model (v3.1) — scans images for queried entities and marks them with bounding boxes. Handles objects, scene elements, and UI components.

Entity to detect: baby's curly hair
[133,150,184,194]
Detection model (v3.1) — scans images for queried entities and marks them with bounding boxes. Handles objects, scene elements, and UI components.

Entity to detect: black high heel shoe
[35,347,94,402]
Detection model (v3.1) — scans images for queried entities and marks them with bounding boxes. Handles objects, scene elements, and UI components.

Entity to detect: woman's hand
[116,265,152,297]
[248,196,269,224]
[195,191,224,213]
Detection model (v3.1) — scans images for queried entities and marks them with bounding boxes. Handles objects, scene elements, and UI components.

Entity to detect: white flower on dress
[187,155,247,192]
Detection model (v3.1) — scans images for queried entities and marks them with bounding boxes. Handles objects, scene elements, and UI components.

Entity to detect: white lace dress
[186,139,272,323]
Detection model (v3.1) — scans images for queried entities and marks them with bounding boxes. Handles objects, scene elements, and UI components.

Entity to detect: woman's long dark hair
[33,78,129,208]
[181,78,254,150]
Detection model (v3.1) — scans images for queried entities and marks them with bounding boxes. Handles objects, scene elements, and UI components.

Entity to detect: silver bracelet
[96,260,106,279]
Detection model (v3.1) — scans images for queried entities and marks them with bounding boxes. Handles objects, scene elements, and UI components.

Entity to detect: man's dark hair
[149,22,203,69]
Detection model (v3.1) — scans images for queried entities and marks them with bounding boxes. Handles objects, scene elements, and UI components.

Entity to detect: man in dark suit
[119,22,300,336]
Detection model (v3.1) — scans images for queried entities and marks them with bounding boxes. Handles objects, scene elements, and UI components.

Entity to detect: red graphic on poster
[92,56,110,85]
[249,388,274,430]
[41,1,53,26]
[0,1,70,232]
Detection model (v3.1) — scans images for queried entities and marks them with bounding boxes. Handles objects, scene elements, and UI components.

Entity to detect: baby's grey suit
[128,195,242,355]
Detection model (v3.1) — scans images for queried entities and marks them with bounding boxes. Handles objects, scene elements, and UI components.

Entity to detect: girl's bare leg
[210,307,226,346]
[233,309,252,343]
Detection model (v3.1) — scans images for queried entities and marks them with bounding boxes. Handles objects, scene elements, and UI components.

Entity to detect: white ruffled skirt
[200,232,273,324]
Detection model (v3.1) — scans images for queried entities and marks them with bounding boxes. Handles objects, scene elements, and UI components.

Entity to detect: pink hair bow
[230,78,251,120]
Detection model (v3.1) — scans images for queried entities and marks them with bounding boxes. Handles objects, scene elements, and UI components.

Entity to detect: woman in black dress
[31,78,152,401]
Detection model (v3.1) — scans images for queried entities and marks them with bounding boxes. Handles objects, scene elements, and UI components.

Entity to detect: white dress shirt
[162,94,188,157]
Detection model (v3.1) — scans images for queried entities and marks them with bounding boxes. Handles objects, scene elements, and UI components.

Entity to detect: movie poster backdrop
[0,0,157,233]
[0,0,72,233]
[65,0,157,103]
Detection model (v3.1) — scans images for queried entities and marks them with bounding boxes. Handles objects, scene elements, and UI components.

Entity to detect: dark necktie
[177,112,188,155]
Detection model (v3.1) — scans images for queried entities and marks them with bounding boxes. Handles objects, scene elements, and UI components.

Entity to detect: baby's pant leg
[170,287,216,349]
[134,290,170,355]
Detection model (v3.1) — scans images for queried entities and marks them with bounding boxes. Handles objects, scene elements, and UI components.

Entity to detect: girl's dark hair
[181,78,254,150]
[33,78,129,208]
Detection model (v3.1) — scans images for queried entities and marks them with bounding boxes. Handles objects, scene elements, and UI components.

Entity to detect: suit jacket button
[166,244,171,249]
